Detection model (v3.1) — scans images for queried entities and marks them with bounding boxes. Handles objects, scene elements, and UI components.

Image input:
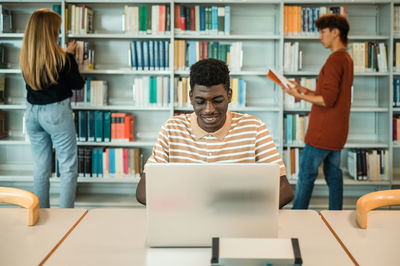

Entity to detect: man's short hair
[315,14,350,45]
[189,58,230,91]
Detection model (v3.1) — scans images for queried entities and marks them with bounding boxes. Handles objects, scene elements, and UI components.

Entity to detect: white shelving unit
[0,0,399,209]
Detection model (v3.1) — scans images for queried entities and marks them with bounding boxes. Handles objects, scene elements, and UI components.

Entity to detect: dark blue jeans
[292,144,343,210]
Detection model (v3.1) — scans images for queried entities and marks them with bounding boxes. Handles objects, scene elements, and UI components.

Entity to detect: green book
[149,77,157,104]
[103,112,111,142]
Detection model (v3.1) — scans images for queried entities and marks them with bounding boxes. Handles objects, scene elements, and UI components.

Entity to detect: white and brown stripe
[146,111,286,176]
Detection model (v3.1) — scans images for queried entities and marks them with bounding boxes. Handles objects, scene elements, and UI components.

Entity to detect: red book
[180,5,186,31]
[190,7,195,31]
[123,148,129,175]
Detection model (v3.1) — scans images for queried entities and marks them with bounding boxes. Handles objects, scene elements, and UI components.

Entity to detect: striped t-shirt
[146,111,286,176]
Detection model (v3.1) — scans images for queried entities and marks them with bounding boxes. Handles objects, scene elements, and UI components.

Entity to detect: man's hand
[66,40,77,55]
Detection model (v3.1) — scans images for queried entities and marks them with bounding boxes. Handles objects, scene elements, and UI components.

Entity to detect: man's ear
[189,89,193,104]
[227,89,232,103]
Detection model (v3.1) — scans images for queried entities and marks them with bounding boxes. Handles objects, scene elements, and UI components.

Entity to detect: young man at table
[136,58,294,208]
[280,14,353,210]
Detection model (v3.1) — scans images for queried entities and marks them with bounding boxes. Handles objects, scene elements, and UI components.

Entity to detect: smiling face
[190,83,232,133]
[319,28,338,49]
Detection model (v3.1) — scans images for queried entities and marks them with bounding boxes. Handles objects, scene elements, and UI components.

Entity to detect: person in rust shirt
[281,14,353,210]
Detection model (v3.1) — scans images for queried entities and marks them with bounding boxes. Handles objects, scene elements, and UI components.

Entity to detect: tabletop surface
[45,208,353,266]
[321,210,400,266]
[0,208,87,266]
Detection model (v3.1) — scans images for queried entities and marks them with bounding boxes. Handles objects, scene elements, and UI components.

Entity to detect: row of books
[174,40,242,71]
[283,78,314,109]
[124,5,171,35]
[285,114,309,145]
[129,40,170,71]
[284,6,346,36]
[71,78,107,106]
[283,42,302,73]
[0,5,12,33]
[174,5,230,35]
[133,76,170,107]
[73,111,135,143]
[65,4,94,34]
[174,76,246,108]
[393,116,400,141]
[347,149,389,181]
[348,42,388,73]
[75,41,95,71]
[393,78,400,107]
[75,147,141,178]
[284,148,302,180]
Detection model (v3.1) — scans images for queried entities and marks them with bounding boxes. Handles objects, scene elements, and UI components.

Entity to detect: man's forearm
[279,175,294,208]
[298,93,326,107]
[136,173,146,205]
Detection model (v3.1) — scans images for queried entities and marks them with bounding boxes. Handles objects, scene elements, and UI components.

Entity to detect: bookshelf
[0,0,399,209]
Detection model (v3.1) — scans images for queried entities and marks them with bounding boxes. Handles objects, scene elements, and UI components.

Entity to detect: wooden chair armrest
[356,189,400,229]
[0,187,40,226]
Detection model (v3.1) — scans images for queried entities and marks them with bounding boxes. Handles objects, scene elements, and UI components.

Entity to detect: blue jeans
[292,144,343,210]
[25,98,78,208]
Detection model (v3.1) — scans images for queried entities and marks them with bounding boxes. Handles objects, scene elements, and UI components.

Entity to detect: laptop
[145,163,280,247]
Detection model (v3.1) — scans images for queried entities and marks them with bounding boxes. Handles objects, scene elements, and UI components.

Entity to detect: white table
[45,208,353,266]
[0,208,87,266]
[321,210,400,266]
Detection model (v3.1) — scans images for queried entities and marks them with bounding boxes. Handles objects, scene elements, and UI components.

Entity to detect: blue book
[94,111,104,142]
[149,40,155,70]
[159,41,165,70]
[130,41,137,69]
[143,40,149,70]
[87,111,95,142]
[224,6,230,34]
[238,79,246,106]
[212,6,218,32]
[136,40,144,70]
[78,111,88,142]
[286,114,293,144]
[394,78,397,107]
[164,40,170,69]
[108,148,116,176]
[85,77,94,104]
[154,40,160,70]
[200,7,205,32]
[188,41,197,67]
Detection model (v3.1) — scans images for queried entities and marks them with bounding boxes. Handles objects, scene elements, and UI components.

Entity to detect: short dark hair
[315,14,350,45]
[189,58,230,91]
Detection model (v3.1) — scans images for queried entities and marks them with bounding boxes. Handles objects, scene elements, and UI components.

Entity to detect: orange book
[267,68,292,89]
[159,5,166,33]
[174,5,181,30]
[290,149,296,175]
[124,115,135,142]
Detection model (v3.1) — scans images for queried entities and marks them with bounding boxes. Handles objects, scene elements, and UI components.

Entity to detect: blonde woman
[20,9,84,208]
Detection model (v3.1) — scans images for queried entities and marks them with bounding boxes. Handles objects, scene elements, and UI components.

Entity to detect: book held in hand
[267,67,293,89]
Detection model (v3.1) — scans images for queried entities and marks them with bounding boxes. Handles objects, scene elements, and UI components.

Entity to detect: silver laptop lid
[145,163,280,247]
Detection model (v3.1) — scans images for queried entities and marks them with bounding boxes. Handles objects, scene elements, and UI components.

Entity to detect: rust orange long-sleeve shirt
[304,49,354,150]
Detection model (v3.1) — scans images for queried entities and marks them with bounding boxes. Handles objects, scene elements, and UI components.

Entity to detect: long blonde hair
[20,9,66,91]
